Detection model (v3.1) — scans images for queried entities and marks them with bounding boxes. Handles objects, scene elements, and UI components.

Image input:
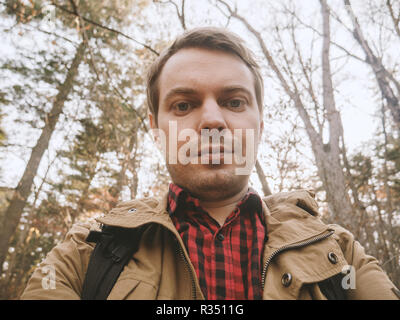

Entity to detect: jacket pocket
[263,236,350,299]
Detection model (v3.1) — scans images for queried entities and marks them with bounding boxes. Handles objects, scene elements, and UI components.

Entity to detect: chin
[168,164,249,201]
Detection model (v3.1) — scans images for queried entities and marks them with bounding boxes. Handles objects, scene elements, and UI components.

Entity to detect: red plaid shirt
[168,183,267,300]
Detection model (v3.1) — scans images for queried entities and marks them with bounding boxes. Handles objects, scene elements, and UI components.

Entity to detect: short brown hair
[146,27,264,125]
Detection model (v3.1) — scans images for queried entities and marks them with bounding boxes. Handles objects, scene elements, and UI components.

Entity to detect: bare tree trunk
[255,160,272,196]
[2,145,56,287]
[217,0,358,232]
[315,0,357,230]
[0,41,86,273]
[344,0,400,131]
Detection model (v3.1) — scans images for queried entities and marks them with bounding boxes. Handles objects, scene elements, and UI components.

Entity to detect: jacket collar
[96,189,329,249]
[262,190,329,249]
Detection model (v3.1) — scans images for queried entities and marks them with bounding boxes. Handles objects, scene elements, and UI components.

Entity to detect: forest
[0,0,399,299]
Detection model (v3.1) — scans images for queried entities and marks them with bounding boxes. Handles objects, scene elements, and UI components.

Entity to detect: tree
[0,0,154,274]
[216,0,360,232]
[0,39,86,273]
[347,127,400,286]
[344,0,400,132]
[1,0,398,297]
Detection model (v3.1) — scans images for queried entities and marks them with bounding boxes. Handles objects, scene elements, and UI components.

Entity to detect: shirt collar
[167,182,264,221]
[167,183,200,217]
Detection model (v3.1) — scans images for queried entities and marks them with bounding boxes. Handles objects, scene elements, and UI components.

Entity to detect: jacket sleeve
[331,224,400,300]
[20,222,96,300]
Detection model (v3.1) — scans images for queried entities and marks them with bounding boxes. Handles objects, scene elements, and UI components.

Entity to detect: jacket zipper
[176,240,197,300]
[261,229,335,289]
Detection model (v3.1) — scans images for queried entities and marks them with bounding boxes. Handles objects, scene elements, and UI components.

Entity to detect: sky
[0,0,397,198]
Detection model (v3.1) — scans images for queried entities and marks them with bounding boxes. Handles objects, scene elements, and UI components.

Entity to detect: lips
[198,145,232,156]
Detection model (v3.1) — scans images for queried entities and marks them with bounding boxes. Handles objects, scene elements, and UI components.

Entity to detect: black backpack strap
[318,272,347,300]
[81,225,141,300]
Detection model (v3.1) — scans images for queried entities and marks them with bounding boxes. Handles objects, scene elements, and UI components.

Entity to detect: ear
[148,112,157,130]
[148,112,161,146]
[148,113,166,157]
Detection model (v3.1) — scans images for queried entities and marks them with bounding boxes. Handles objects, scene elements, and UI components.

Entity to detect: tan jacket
[21,190,399,300]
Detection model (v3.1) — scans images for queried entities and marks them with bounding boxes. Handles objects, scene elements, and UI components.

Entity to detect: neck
[199,184,249,226]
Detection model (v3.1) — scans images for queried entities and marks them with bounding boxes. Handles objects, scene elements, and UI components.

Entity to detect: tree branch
[216,0,322,148]
[51,0,159,56]
[344,0,400,130]
[386,0,400,39]
[156,0,187,30]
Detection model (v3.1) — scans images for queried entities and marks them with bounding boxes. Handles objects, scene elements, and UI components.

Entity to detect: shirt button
[216,233,224,241]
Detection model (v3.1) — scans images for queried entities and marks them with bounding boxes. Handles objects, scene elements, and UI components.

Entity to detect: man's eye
[225,99,245,109]
[174,102,192,112]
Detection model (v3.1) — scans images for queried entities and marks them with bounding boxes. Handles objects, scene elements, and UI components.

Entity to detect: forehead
[158,48,256,98]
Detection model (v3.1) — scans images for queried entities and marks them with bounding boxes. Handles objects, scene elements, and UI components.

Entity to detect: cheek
[231,115,262,151]
[230,113,262,133]
[156,119,196,159]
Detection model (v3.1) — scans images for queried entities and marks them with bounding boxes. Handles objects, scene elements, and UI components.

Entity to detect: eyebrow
[164,85,253,102]
[164,87,198,103]
[219,85,253,98]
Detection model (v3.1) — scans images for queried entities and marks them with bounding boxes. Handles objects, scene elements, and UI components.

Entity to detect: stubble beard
[166,162,250,201]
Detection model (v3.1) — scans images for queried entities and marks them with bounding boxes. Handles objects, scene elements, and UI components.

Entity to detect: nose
[197,98,228,133]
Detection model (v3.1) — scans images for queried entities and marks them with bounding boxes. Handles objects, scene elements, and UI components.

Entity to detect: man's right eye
[173,102,192,113]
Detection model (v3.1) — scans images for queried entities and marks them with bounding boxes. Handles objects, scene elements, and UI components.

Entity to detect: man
[21,27,399,300]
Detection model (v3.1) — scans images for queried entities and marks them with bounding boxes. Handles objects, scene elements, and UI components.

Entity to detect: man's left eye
[226,99,244,108]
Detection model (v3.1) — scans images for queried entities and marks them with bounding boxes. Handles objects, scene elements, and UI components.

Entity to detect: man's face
[149,47,263,201]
